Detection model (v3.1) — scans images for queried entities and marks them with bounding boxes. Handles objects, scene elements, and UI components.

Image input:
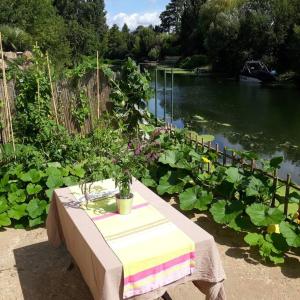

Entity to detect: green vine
[70,89,90,129]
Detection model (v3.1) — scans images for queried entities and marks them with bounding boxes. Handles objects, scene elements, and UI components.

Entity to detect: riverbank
[1,203,299,300]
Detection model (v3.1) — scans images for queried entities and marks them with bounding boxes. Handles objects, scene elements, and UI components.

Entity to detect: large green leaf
[46,166,61,178]
[63,176,79,187]
[270,156,284,169]
[27,199,47,219]
[0,213,11,227]
[159,150,177,166]
[0,197,9,214]
[244,233,264,246]
[157,171,189,195]
[29,217,44,228]
[210,200,244,225]
[246,203,284,227]
[70,165,85,178]
[280,221,300,248]
[179,186,213,211]
[26,183,43,195]
[141,177,157,188]
[46,188,55,200]
[8,189,26,203]
[228,214,254,232]
[46,175,64,189]
[289,191,300,204]
[158,150,191,170]
[20,169,43,183]
[0,174,9,191]
[225,167,243,184]
[8,204,27,220]
[245,176,264,197]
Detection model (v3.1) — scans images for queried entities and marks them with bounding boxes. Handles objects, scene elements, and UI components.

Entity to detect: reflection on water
[149,71,300,184]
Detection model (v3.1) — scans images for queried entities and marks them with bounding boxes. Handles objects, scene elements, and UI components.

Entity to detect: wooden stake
[96,51,100,119]
[271,170,278,208]
[223,147,227,166]
[0,32,15,154]
[251,159,256,172]
[46,52,59,125]
[284,174,291,217]
[232,151,236,166]
[215,143,219,163]
[0,33,10,142]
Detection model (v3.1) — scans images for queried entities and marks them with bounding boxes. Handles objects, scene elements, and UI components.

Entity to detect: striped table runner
[69,180,196,299]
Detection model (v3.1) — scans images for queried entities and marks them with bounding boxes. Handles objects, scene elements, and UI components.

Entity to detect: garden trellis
[0,53,110,140]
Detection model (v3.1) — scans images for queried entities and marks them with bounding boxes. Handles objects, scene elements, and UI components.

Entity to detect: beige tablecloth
[46,179,226,300]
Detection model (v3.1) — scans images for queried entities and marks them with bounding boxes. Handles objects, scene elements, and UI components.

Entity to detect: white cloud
[108,12,161,30]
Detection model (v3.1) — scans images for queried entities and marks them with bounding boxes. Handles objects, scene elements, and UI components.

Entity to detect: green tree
[160,0,186,33]
[107,24,128,59]
[180,0,207,54]
[0,0,70,65]
[53,0,108,60]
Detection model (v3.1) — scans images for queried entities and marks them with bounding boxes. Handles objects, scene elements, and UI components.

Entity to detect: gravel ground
[0,203,299,300]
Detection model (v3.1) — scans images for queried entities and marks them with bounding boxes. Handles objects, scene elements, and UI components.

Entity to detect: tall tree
[107,24,128,59]
[53,0,108,59]
[160,0,186,33]
[180,0,207,54]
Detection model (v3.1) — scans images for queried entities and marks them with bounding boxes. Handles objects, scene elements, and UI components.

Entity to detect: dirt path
[0,208,299,300]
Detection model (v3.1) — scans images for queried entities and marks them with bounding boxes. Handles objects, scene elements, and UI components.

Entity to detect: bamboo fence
[165,123,300,218]
[0,70,110,141]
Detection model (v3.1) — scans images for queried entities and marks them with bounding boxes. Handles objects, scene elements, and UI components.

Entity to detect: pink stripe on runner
[124,266,195,299]
[91,202,149,222]
[124,252,196,285]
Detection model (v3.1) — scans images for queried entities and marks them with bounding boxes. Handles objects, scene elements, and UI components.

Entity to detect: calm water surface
[149,71,300,183]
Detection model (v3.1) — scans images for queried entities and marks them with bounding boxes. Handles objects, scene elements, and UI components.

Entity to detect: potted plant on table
[112,147,135,215]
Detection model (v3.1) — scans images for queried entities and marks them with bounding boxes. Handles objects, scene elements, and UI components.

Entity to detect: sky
[105,0,169,30]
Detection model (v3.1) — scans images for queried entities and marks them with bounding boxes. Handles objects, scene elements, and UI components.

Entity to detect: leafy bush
[0,162,85,228]
[108,58,153,131]
[0,25,33,51]
[139,126,300,264]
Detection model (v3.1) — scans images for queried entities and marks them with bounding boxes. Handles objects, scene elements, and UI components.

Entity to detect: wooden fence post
[232,151,236,166]
[223,147,227,166]
[46,52,59,125]
[215,143,219,163]
[271,170,278,208]
[96,51,100,119]
[284,174,291,217]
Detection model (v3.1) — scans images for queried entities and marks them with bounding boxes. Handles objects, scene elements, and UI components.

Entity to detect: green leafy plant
[0,162,85,228]
[138,125,300,264]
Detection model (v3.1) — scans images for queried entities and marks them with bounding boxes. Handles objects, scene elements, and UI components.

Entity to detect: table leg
[162,292,172,300]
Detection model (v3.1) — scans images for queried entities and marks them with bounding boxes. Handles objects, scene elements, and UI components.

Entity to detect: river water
[149,71,300,184]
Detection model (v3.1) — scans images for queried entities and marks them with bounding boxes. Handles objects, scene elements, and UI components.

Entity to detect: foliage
[0,162,85,228]
[70,90,90,130]
[138,126,300,264]
[0,25,33,51]
[0,0,71,65]
[108,58,153,131]
[53,0,107,61]
[159,0,300,75]
[160,0,185,33]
